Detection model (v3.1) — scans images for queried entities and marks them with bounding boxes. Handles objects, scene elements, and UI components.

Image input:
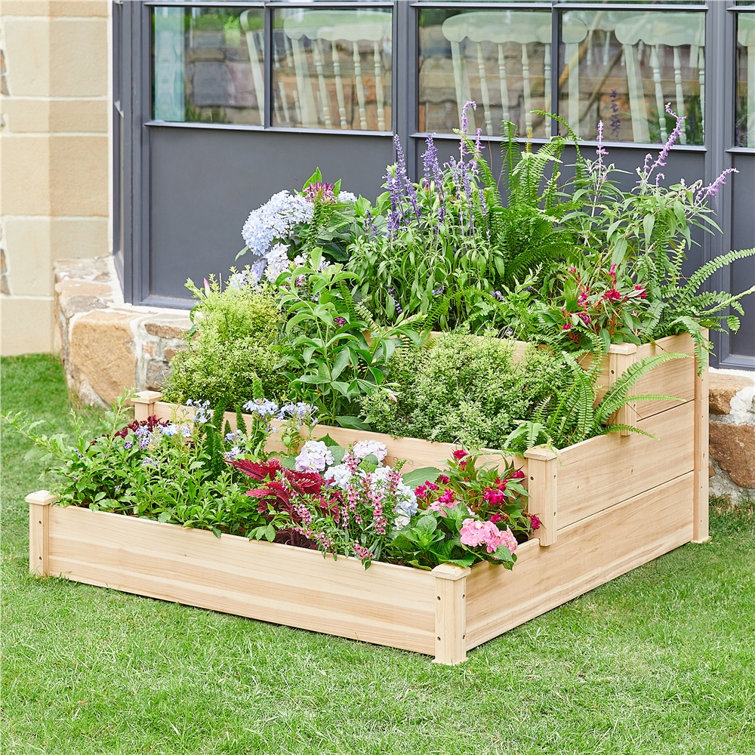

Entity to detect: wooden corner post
[608,343,639,436]
[523,446,559,546]
[693,332,710,543]
[432,564,470,665]
[131,391,163,422]
[26,491,57,576]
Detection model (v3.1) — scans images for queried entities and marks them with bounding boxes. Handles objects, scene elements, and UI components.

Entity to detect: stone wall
[55,256,190,408]
[0,0,110,355]
[709,372,755,500]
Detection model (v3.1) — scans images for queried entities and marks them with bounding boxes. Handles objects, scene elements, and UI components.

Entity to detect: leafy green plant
[361,331,571,450]
[276,252,432,426]
[2,393,269,538]
[503,350,687,452]
[162,275,286,406]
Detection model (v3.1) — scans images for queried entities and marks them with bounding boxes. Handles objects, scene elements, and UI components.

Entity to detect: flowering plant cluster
[238,167,359,284]
[4,393,267,538]
[389,450,533,570]
[232,439,417,566]
[539,262,653,351]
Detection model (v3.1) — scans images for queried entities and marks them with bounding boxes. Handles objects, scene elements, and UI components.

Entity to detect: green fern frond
[595,353,687,423]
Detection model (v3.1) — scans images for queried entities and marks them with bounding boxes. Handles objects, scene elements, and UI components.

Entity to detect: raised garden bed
[28,333,709,664]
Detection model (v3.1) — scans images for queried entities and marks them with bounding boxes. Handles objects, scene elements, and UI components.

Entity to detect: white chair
[282,10,392,131]
[613,11,705,144]
[442,11,587,137]
[239,10,266,126]
[738,14,755,148]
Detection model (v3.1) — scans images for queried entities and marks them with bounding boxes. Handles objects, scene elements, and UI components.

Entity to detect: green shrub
[361,331,570,450]
[162,277,286,406]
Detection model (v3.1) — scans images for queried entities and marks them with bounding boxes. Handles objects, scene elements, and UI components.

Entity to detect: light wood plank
[26,490,55,576]
[523,446,558,546]
[433,564,470,665]
[556,401,695,528]
[693,339,710,543]
[465,471,694,650]
[45,506,436,654]
[152,400,525,475]
[631,334,696,419]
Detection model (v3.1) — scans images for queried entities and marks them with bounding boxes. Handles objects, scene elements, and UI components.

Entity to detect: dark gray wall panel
[148,127,394,301]
[728,156,755,364]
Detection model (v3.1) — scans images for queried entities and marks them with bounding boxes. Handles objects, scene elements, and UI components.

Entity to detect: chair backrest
[613,11,705,144]
[738,14,755,148]
[240,10,265,126]
[442,11,587,136]
[282,10,392,131]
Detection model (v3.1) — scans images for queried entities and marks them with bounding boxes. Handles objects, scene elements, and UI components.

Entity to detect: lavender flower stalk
[640,104,686,184]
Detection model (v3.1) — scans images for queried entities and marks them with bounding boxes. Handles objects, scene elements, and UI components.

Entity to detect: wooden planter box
[28,334,709,664]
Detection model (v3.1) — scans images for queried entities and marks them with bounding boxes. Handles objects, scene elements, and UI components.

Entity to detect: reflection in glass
[559,10,704,144]
[419,9,552,138]
[272,8,392,131]
[152,7,264,125]
[737,14,755,147]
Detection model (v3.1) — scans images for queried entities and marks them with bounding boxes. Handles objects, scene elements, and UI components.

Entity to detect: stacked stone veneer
[55,257,190,408]
[709,373,755,499]
[0,0,110,355]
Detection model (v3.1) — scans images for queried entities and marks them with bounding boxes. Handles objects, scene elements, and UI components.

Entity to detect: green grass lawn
[2,354,754,754]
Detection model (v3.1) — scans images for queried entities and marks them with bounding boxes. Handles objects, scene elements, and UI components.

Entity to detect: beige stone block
[49,18,108,97]
[709,421,755,490]
[50,217,108,259]
[2,18,51,96]
[49,134,108,216]
[0,1,52,16]
[0,135,51,215]
[69,309,136,403]
[0,295,55,355]
[709,373,755,415]
[2,218,52,295]
[49,98,108,133]
[51,1,109,18]
[144,317,191,341]
[0,97,107,134]
[0,98,50,134]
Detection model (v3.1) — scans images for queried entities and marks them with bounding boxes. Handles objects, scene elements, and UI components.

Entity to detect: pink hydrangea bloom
[460,519,518,554]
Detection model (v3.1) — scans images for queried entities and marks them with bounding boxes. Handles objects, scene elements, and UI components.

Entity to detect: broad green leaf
[401,466,442,488]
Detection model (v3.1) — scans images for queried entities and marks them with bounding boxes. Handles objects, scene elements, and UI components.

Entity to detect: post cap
[432,563,471,580]
[25,490,57,506]
[132,391,162,405]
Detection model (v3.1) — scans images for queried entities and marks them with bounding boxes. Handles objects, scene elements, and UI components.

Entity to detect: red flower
[452,449,469,460]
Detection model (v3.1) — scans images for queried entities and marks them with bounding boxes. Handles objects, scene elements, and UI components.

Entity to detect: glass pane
[152,7,264,125]
[736,14,755,147]
[419,8,552,138]
[559,10,704,144]
[272,8,392,131]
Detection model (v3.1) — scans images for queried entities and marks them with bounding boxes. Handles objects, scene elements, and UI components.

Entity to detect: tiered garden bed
[28,334,709,664]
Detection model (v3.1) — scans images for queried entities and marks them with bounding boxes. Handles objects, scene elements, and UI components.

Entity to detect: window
[153,6,264,125]
[736,12,755,147]
[271,7,393,131]
[419,8,552,138]
[559,10,704,144]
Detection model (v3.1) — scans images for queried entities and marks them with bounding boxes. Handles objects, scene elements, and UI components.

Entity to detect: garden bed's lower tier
[28,464,695,665]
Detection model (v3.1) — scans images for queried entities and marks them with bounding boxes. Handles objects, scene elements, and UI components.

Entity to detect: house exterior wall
[0,0,110,356]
